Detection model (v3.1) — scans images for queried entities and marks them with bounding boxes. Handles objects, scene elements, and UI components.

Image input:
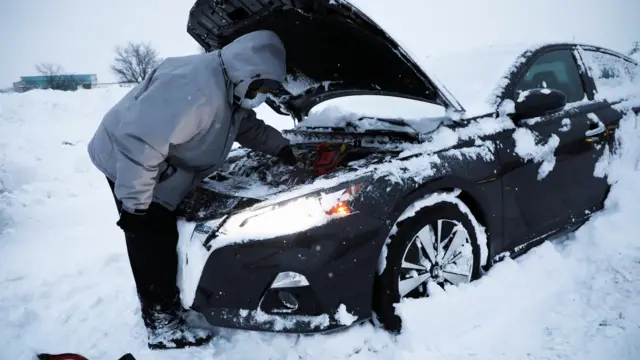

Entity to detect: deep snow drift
[1,87,640,360]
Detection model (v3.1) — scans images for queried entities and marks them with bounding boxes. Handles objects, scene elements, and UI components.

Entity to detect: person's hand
[277,146,297,166]
[116,209,150,236]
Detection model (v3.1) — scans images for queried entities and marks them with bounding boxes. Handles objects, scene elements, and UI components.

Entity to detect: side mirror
[511,88,567,121]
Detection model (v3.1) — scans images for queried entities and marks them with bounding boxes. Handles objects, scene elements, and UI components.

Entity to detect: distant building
[13,74,98,93]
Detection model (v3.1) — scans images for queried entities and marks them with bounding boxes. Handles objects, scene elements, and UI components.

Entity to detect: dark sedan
[176,0,640,334]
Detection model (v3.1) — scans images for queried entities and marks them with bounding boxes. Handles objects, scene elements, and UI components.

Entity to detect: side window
[580,49,638,97]
[514,50,586,103]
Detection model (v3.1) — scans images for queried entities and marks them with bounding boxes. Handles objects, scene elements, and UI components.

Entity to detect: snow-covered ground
[1,86,640,360]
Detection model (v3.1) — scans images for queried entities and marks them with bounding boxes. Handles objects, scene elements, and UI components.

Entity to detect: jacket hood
[219,30,287,103]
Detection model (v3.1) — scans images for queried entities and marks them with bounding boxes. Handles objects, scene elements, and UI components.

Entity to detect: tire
[372,200,483,333]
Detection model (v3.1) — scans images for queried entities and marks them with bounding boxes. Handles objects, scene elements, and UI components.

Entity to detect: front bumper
[189,212,387,333]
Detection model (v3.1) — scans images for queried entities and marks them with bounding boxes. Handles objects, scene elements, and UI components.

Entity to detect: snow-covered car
[178,0,640,334]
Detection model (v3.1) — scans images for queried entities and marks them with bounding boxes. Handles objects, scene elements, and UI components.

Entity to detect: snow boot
[143,304,213,350]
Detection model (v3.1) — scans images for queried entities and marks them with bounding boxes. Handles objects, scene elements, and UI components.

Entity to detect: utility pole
[630,41,640,56]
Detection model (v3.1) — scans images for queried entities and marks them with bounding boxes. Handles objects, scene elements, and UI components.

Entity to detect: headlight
[216,183,362,240]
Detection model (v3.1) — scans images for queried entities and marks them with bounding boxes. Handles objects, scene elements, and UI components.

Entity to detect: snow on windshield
[294,95,448,134]
[422,43,537,115]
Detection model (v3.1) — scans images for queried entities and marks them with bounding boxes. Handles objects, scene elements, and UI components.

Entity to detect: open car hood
[187,0,463,121]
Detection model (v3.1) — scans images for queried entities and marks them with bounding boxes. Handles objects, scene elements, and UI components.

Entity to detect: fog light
[271,271,310,288]
[278,291,299,310]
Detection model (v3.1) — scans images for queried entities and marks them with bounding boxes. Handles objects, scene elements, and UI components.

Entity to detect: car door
[496,47,611,249]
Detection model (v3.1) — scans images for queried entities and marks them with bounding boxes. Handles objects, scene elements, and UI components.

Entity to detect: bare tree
[34,63,78,90]
[111,42,162,83]
[35,62,62,77]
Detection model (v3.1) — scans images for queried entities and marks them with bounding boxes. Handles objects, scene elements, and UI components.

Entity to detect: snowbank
[1,87,640,360]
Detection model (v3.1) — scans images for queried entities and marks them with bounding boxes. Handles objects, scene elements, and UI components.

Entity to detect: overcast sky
[1,0,638,88]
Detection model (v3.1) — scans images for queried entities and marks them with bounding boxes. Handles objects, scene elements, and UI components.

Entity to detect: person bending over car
[87,30,297,350]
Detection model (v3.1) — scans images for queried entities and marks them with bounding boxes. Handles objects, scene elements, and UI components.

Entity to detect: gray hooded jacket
[87,30,290,213]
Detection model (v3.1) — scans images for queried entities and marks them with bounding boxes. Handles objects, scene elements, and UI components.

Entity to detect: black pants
[107,179,181,316]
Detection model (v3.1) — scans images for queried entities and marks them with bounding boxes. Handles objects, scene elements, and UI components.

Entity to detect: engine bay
[176,141,390,222]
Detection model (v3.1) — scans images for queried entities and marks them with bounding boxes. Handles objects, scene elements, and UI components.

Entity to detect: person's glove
[277,146,298,166]
[116,209,150,236]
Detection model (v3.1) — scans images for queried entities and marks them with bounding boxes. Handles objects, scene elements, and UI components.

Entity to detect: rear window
[580,49,638,99]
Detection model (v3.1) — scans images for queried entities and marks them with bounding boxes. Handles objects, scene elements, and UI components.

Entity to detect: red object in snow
[37,353,135,360]
[38,354,89,360]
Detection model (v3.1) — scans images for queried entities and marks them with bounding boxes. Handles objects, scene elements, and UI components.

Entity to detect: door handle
[585,120,605,137]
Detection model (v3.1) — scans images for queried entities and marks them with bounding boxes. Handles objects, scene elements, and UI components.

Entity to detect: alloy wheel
[398,219,474,297]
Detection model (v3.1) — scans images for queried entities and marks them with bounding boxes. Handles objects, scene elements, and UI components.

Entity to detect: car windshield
[422,43,534,115]
[294,95,448,134]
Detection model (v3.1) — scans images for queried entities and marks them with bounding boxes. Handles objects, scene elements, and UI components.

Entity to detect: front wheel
[373,200,483,332]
